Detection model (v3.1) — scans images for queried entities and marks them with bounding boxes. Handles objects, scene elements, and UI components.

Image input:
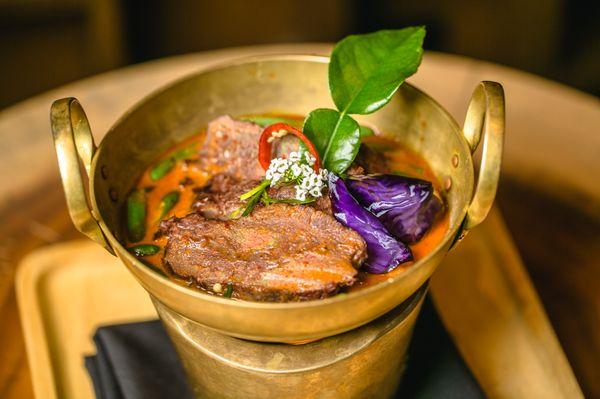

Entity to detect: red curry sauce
[128,117,449,294]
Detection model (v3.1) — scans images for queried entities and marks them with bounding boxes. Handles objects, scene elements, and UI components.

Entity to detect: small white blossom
[309,187,322,197]
[303,152,316,166]
[290,163,302,178]
[264,150,328,201]
[295,186,307,201]
[288,151,302,163]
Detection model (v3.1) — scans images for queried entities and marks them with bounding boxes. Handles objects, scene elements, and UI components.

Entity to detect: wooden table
[0,44,598,398]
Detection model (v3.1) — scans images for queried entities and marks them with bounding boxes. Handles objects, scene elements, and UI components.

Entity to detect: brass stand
[154,287,426,399]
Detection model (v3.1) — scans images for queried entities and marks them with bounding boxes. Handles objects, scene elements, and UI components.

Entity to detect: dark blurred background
[0,0,598,110]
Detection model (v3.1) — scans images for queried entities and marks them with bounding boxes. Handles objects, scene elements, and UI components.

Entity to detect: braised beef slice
[193,175,258,220]
[193,173,332,220]
[161,204,367,302]
[198,115,264,180]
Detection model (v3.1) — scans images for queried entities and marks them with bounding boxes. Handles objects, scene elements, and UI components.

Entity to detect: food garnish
[238,27,425,217]
[303,27,426,174]
[258,122,321,171]
[235,149,329,217]
[265,152,328,200]
[127,188,147,242]
[329,174,412,273]
[347,174,442,243]
[128,244,160,257]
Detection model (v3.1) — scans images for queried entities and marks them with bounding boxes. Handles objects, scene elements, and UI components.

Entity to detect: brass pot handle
[457,81,505,240]
[51,98,114,254]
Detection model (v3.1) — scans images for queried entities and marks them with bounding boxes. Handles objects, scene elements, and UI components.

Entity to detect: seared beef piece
[198,115,264,180]
[193,173,332,220]
[193,175,257,220]
[161,204,367,302]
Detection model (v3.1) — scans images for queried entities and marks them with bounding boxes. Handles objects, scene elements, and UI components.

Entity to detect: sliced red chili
[258,123,321,171]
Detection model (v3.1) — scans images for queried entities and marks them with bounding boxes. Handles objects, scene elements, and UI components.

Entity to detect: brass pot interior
[89,55,474,341]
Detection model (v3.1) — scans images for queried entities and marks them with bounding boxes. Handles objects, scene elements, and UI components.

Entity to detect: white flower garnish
[264,151,328,201]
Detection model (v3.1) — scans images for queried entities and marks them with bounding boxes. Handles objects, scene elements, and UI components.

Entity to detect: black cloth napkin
[85,297,483,399]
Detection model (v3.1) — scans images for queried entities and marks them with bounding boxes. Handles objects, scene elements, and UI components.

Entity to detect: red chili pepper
[258,123,321,171]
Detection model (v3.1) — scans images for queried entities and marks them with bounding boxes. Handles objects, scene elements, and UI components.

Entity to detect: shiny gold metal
[50,55,505,342]
[462,81,505,231]
[157,287,426,399]
[50,98,113,254]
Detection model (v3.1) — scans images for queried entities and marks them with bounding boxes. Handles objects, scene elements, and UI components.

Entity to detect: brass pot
[156,286,428,399]
[50,55,504,342]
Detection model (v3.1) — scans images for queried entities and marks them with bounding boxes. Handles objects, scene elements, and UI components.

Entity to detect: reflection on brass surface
[50,55,503,342]
[156,287,426,399]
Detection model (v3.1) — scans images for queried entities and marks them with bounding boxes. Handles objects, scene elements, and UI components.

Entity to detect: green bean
[128,244,160,257]
[172,144,199,161]
[159,191,180,219]
[223,283,234,298]
[127,189,146,242]
[149,143,198,182]
[150,158,175,181]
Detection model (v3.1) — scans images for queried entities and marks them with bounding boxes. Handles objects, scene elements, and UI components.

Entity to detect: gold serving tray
[16,241,157,399]
[16,208,581,399]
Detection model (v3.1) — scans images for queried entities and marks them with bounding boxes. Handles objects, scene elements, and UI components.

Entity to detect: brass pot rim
[89,54,471,310]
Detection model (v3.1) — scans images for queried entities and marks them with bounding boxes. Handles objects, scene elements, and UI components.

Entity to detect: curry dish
[125,114,448,302]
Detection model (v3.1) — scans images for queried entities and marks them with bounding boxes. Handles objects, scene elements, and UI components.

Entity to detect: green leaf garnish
[359,125,374,138]
[301,27,425,175]
[303,108,361,174]
[329,27,426,114]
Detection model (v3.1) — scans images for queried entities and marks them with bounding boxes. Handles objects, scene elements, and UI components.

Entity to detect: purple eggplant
[346,174,442,244]
[329,174,412,274]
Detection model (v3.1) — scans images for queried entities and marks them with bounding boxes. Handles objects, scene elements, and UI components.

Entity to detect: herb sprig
[236,27,425,216]
[303,27,426,174]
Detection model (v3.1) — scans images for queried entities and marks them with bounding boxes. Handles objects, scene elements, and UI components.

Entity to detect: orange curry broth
[127,120,449,293]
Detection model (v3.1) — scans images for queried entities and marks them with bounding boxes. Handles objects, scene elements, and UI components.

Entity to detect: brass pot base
[155,287,426,399]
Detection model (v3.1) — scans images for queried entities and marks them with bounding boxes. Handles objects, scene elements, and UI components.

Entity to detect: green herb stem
[240,180,270,200]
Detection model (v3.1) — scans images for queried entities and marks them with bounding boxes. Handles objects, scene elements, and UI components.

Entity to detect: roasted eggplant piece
[329,174,412,274]
[347,174,442,244]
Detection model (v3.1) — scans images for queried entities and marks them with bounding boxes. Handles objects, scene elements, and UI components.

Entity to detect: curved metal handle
[456,81,505,242]
[51,98,114,254]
